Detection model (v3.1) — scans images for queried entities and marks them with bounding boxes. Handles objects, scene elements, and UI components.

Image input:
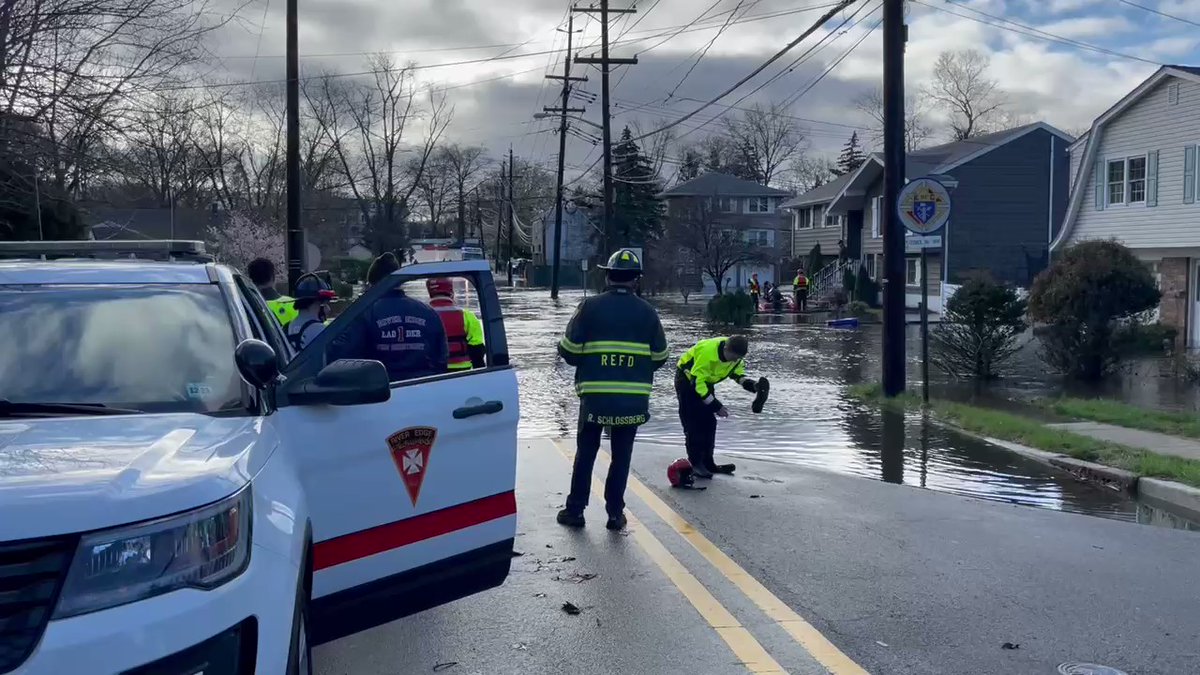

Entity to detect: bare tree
[853,87,934,151]
[787,154,838,193]
[440,143,489,242]
[666,195,762,294]
[723,102,806,185]
[412,152,454,236]
[312,55,453,254]
[925,49,1008,141]
[630,117,675,181]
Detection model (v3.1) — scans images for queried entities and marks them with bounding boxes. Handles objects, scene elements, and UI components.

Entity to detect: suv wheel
[287,566,313,675]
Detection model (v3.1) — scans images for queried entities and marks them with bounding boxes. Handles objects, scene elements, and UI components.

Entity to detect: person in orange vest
[748,273,761,313]
[426,277,486,370]
[793,268,809,312]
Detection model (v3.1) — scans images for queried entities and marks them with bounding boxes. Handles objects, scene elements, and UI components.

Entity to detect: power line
[627,0,860,142]
[915,0,1161,66]
[1115,0,1200,30]
[664,0,758,101]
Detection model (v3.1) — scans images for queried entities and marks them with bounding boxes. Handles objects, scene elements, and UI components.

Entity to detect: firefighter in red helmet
[426,277,486,371]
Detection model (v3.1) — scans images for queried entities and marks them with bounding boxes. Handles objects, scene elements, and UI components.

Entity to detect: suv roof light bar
[0,240,214,262]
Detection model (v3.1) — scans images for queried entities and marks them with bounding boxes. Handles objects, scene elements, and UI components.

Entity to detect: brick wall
[1158,257,1189,349]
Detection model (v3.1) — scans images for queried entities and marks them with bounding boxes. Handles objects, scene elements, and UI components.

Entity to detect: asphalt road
[316,437,1200,675]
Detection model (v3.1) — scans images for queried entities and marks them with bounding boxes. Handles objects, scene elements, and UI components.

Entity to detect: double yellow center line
[552,439,869,675]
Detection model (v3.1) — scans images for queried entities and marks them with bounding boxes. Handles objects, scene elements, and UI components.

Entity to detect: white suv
[0,241,519,674]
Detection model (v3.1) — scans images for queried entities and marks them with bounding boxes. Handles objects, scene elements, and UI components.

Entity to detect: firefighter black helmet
[598,248,643,273]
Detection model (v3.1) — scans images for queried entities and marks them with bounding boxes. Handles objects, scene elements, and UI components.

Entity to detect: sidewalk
[1048,421,1200,461]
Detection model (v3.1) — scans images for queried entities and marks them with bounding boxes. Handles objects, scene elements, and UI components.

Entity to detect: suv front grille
[0,536,75,674]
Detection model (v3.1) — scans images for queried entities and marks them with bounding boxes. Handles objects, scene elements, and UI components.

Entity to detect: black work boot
[556,508,585,528]
[691,463,714,479]
[712,463,736,475]
[606,513,628,531]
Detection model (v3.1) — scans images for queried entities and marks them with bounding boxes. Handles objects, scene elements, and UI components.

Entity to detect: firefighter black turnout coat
[558,286,669,426]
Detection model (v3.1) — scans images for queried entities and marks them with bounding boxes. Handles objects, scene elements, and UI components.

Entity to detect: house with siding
[783,122,1072,312]
[657,172,791,294]
[1055,65,1200,348]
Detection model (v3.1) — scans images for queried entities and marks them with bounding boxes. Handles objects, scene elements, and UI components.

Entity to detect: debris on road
[562,601,582,615]
[876,641,889,647]
[533,592,547,598]
[511,643,528,651]
[432,662,458,671]
[1002,642,1020,650]
[750,494,762,499]
[511,551,525,558]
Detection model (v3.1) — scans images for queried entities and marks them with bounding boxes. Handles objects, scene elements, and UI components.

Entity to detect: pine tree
[677,149,702,184]
[834,132,867,176]
[613,127,665,247]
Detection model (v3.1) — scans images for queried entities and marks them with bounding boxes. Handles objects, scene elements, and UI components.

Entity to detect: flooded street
[502,288,1195,526]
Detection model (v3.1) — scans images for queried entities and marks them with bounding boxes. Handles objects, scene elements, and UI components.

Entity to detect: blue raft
[826,317,860,329]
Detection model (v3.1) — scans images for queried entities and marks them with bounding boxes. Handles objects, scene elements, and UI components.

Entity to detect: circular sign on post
[897,177,952,235]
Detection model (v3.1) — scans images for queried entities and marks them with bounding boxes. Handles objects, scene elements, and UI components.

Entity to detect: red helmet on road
[426,277,454,299]
[667,458,694,488]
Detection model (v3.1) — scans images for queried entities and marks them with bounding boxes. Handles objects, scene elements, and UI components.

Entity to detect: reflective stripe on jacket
[557,287,669,424]
[677,337,745,407]
[793,275,809,289]
[430,298,485,370]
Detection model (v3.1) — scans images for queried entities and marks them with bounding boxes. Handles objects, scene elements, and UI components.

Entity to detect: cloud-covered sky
[209,0,1200,180]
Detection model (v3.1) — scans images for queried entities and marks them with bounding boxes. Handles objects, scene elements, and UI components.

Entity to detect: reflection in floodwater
[504,289,1197,529]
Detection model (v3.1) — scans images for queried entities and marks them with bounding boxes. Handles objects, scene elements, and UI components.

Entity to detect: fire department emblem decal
[387,427,438,506]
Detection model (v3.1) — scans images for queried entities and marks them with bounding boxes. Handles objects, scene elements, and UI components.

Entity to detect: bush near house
[706,290,755,327]
[931,276,1027,379]
[1028,240,1160,381]
[1112,321,1177,357]
[853,263,878,306]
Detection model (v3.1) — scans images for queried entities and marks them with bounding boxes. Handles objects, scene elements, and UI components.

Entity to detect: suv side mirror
[289,359,391,406]
[235,339,280,390]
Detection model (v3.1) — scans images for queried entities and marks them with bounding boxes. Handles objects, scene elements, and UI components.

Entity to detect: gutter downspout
[1050,121,1103,256]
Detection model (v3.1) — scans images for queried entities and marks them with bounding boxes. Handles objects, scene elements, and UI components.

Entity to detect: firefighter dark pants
[565,411,638,518]
[675,369,718,471]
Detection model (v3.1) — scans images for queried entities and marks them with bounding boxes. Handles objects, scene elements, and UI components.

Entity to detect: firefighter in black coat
[556,249,669,530]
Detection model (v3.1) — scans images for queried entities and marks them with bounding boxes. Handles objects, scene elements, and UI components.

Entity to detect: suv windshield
[0,284,247,414]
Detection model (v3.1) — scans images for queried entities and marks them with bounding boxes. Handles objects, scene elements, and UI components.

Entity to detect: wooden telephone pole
[545,15,587,299]
[573,0,636,256]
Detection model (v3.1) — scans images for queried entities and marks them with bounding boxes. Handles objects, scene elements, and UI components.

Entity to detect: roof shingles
[657,172,790,199]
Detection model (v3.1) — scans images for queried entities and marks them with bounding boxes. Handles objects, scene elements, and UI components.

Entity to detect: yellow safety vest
[677,337,745,402]
[266,296,299,327]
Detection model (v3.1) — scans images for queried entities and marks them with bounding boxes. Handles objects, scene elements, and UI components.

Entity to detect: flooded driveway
[503,289,1162,524]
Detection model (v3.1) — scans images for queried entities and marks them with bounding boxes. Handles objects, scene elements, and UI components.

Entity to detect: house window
[871,196,882,239]
[748,197,771,213]
[1107,159,1125,205]
[906,257,922,286]
[824,212,843,229]
[718,197,737,213]
[865,254,878,280]
[1128,156,1147,203]
[796,208,814,230]
[1107,156,1147,206]
[744,229,771,247]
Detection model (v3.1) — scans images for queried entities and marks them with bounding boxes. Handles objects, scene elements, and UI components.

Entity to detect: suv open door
[270,261,518,644]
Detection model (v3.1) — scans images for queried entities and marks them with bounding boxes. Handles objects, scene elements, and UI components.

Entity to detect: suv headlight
[53,487,252,619]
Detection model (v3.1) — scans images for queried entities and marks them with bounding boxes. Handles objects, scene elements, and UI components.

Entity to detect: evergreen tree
[612,127,665,247]
[834,132,867,176]
[676,149,702,184]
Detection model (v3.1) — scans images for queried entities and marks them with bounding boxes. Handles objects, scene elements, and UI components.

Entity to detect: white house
[1055,65,1200,348]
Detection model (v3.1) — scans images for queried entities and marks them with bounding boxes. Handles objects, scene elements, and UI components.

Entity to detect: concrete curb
[1047,456,1140,492]
[1139,478,1200,523]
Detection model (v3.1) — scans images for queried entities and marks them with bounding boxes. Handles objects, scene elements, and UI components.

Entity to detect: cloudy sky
[209,0,1200,181]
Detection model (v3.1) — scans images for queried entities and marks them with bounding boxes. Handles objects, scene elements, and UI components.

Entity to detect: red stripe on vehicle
[312,491,516,571]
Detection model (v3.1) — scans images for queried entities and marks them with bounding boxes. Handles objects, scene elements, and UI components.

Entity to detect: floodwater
[502,288,1196,529]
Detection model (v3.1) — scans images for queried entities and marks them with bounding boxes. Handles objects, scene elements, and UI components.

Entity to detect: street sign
[461,246,482,256]
[580,259,588,271]
[905,235,942,252]
[897,177,952,235]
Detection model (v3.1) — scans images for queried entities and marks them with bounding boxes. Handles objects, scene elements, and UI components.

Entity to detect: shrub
[854,262,878,306]
[1113,321,1177,357]
[1028,240,1160,380]
[807,243,823,277]
[931,277,1027,379]
[847,300,871,318]
[842,266,856,293]
[706,290,755,327]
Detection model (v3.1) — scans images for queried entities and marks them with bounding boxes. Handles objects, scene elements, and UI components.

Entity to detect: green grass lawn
[847,384,1200,488]
[1038,397,1200,440]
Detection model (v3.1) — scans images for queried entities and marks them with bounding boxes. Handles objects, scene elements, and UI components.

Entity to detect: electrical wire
[1116,0,1200,30]
[664,0,762,102]
[626,0,860,142]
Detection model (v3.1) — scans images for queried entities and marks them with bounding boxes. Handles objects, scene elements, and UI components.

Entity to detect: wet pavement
[504,289,1159,524]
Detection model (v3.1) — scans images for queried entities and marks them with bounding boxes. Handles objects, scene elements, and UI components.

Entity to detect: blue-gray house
[784,122,1074,312]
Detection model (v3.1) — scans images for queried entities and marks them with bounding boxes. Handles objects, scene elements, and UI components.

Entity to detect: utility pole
[507,147,515,286]
[881,0,907,398]
[574,1,636,255]
[494,167,504,274]
[546,15,587,300]
[284,0,302,292]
